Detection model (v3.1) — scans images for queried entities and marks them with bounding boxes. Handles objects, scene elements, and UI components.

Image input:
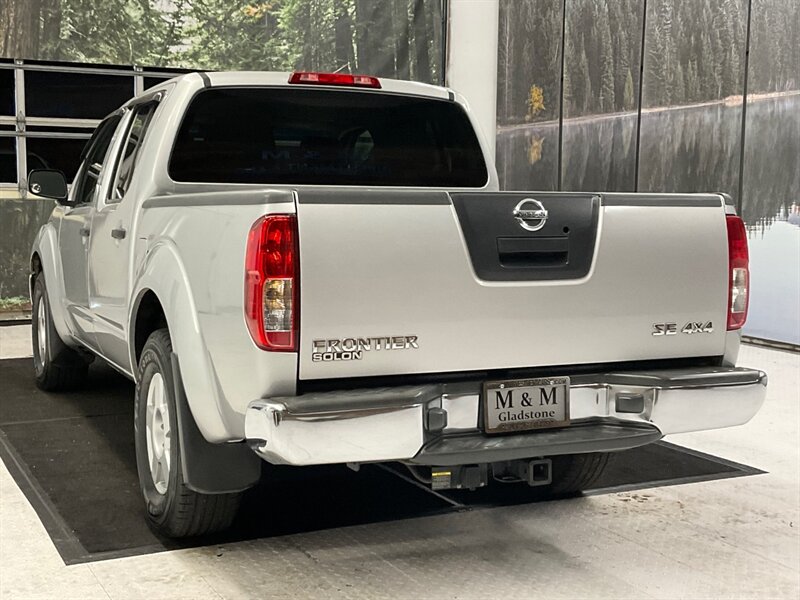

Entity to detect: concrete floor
[0,323,798,599]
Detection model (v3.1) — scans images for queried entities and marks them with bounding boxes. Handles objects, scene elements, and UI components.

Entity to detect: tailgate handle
[497,236,569,268]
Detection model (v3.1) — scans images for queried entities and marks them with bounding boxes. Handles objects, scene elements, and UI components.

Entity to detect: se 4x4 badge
[652,321,714,336]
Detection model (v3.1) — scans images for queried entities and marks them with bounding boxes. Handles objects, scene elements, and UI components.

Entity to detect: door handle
[496,236,569,268]
[79,227,91,237]
[111,228,127,240]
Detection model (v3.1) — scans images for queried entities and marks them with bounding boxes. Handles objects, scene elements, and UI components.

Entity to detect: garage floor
[1,324,798,599]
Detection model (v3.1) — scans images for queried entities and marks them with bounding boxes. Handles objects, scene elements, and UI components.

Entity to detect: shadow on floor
[0,358,763,564]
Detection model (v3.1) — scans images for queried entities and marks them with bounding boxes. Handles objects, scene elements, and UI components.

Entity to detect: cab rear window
[168,87,488,187]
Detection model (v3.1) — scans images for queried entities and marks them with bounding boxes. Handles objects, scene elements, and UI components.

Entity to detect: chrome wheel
[145,372,171,494]
[36,297,47,368]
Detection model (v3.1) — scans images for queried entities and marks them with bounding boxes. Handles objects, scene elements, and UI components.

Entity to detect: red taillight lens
[245,215,298,351]
[289,71,381,88]
[726,215,749,330]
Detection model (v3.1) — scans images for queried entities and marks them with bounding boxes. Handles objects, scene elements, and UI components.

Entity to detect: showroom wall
[496,0,800,345]
[0,0,444,316]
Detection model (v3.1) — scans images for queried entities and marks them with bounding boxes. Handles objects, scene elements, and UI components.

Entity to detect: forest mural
[498,0,798,125]
[0,0,443,82]
[497,0,799,344]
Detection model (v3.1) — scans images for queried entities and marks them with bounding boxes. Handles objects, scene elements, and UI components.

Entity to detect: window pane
[169,88,488,187]
[638,0,747,204]
[73,116,123,205]
[144,76,173,90]
[740,0,800,346]
[741,0,800,226]
[0,137,16,183]
[111,105,155,201]
[0,68,14,116]
[25,71,134,119]
[25,136,90,181]
[561,0,645,192]
[495,0,564,191]
[341,0,443,83]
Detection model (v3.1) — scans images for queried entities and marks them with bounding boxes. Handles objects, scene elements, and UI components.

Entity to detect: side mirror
[28,169,69,203]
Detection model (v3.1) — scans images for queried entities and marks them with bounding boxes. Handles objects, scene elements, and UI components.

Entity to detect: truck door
[57,114,121,349]
[88,100,158,373]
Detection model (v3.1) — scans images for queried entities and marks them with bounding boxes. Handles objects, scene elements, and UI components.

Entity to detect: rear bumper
[244,366,767,466]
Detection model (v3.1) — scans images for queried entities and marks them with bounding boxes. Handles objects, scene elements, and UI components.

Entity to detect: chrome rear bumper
[244,367,767,466]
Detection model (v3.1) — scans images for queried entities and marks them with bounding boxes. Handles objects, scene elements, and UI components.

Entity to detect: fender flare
[30,224,74,345]
[129,239,233,443]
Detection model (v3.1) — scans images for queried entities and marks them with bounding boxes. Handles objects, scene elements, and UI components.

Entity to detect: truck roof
[145,71,454,102]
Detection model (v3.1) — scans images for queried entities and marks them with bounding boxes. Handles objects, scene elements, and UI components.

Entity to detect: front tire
[134,328,241,537]
[31,274,89,391]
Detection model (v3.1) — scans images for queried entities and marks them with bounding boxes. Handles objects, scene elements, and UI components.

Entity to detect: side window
[72,114,122,206]
[109,102,156,203]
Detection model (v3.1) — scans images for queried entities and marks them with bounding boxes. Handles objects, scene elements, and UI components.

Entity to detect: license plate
[483,376,570,434]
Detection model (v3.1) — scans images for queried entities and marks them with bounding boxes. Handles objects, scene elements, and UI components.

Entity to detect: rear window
[169,88,488,187]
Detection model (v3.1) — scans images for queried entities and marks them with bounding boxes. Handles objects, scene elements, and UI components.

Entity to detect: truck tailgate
[296,190,729,380]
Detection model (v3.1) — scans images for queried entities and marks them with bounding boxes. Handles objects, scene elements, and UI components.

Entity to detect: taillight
[245,215,298,351]
[289,71,381,88]
[726,215,749,330]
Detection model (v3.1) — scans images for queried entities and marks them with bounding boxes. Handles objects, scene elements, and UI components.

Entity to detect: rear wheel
[134,328,241,537]
[31,274,89,391]
[548,452,611,495]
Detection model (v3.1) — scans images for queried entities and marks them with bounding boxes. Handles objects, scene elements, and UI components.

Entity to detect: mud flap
[170,353,261,494]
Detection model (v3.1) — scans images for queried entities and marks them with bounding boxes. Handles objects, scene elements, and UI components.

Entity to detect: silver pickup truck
[28,71,766,538]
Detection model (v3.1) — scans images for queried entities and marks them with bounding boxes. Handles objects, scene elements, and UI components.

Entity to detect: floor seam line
[199,573,225,600]
[0,413,127,427]
[86,563,113,600]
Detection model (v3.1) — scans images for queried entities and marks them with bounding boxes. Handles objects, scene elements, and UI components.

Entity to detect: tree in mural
[0,0,181,66]
[498,0,563,125]
[748,0,800,94]
[561,0,646,118]
[623,69,635,111]
[526,84,545,120]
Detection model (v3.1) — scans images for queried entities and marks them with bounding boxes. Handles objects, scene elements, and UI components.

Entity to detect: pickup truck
[28,71,767,538]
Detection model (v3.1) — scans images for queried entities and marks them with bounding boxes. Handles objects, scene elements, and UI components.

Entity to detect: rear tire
[135,328,241,538]
[31,274,89,391]
[548,452,611,495]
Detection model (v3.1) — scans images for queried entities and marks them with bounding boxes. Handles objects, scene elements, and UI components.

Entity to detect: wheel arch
[30,250,42,305]
[129,240,234,443]
[130,288,169,369]
[29,224,73,344]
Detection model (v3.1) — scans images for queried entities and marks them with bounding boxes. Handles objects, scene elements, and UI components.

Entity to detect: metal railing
[0,59,190,196]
